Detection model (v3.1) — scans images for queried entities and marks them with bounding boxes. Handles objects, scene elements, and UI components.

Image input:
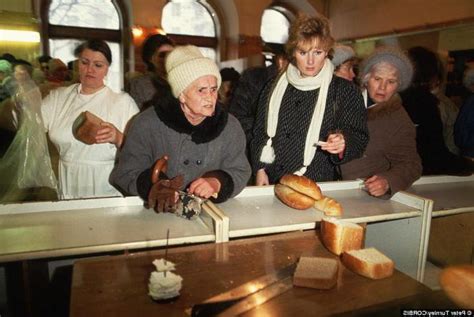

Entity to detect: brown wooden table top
[70,230,431,317]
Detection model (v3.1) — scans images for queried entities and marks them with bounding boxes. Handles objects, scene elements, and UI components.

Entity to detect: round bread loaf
[274,184,315,210]
[279,174,322,201]
[440,265,474,309]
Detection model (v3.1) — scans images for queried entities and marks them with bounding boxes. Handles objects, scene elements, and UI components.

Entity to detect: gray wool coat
[111,96,251,203]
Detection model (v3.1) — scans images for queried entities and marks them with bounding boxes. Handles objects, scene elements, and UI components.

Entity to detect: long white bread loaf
[320,217,364,255]
[314,196,343,216]
[341,248,394,279]
[293,256,338,289]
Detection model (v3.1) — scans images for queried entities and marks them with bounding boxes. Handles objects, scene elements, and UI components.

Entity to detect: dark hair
[407,46,439,87]
[13,59,33,77]
[142,34,174,71]
[1,53,16,64]
[220,67,240,82]
[74,39,112,64]
[38,55,52,64]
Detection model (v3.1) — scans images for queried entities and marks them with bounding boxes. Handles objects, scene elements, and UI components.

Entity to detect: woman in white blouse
[41,40,139,199]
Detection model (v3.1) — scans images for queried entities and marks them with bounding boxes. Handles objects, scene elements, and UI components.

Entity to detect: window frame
[260,5,295,65]
[162,0,219,61]
[40,0,130,87]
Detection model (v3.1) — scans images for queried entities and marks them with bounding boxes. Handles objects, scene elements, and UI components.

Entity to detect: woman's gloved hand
[147,174,184,213]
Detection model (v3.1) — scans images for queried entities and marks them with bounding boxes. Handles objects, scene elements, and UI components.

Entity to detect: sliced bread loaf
[320,217,364,255]
[293,256,339,289]
[342,248,394,279]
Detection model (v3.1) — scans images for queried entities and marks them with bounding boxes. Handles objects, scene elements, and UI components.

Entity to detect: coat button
[184,159,189,165]
[196,160,202,165]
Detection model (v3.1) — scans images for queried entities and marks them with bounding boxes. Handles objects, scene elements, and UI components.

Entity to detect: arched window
[162,0,218,61]
[260,6,293,65]
[41,0,129,92]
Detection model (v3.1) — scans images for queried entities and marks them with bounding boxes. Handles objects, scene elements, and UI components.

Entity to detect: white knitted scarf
[260,58,334,176]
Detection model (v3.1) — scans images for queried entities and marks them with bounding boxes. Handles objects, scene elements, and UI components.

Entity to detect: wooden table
[70,231,430,317]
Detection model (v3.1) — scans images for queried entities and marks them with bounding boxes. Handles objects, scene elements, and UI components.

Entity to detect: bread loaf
[274,174,322,210]
[293,256,338,289]
[274,184,314,210]
[279,174,322,201]
[439,265,474,309]
[320,217,363,255]
[72,111,103,145]
[314,196,343,217]
[341,248,394,279]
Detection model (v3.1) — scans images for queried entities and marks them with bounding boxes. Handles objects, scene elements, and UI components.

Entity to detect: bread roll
[320,217,363,255]
[274,184,314,210]
[280,174,322,201]
[293,256,338,289]
[440,265,474,309]
[314,196,343,217]
[341,248,394,279]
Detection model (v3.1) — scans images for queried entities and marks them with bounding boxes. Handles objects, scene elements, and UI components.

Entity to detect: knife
[190,262,297,316]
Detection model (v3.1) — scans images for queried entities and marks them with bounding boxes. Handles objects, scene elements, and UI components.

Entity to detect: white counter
[0,196,219,262]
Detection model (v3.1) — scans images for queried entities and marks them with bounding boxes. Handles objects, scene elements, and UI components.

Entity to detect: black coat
[400,86,473,175]
[250,75,369,184]
[228,64,279,145]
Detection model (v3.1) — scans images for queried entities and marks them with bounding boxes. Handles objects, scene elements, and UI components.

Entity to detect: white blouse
[42,84,139,199]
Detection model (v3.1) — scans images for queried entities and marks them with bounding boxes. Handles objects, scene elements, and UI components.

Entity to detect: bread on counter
[440,265,474,309]
[314,196,343,217]
[280,174,322,201]
[341,248,394,279]
[274,184,315,210]
[275,174,323,210]
[320,217,363,255]
[293,256,338,289]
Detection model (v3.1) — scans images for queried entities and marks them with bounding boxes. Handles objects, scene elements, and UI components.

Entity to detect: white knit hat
[166,45,221,97]
[331,44,355,67]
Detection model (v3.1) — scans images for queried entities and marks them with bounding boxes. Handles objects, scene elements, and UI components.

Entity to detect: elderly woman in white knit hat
[331,44,357,82]
[341,46,422,197]
[111,45,251,213]
[250,14,368,186]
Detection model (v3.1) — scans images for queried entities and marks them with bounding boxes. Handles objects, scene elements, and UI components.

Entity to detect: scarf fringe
[260,139,275,163]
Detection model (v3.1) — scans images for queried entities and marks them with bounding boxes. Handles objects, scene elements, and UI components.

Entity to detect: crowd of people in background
[0,13,473,206]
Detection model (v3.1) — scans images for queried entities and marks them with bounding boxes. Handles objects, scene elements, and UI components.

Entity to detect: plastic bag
[0,79,58,202]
